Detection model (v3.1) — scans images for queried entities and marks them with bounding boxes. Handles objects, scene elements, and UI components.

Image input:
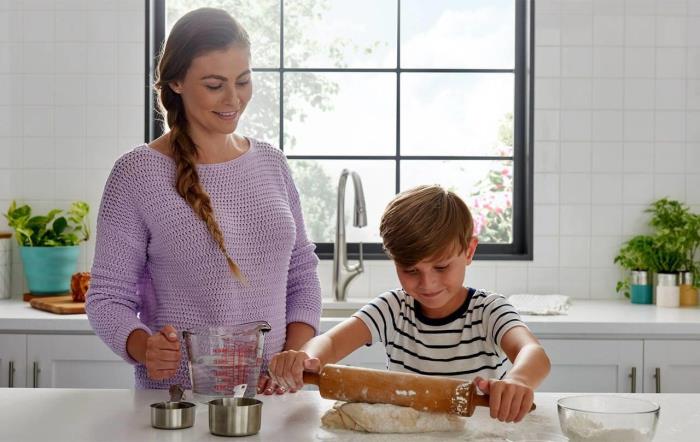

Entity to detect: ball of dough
[321,401,466,434]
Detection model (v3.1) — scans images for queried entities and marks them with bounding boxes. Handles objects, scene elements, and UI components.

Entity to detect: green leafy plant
[615,198,700,296]
[4,201,90,247]
[646,198,700,280]
[614,235,655,297]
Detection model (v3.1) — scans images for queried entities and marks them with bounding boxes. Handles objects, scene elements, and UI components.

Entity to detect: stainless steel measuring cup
[208,397,263,437]
[150,384,196,430]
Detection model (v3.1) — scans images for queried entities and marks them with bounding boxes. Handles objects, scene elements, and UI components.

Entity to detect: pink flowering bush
[470,113,514,244]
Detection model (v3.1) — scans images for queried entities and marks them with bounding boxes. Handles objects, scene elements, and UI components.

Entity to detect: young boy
[269,185,550,423]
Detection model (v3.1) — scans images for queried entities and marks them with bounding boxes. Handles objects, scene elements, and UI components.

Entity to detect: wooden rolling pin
[303,364,535,417]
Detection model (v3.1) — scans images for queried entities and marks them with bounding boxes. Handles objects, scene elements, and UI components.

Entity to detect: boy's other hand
[268,350,320,392]
[474,376,534,423]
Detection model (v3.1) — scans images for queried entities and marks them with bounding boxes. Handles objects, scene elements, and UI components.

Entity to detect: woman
[86,8,321,395]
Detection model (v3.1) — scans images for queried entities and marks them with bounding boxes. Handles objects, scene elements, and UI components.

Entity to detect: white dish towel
[507,294,571,315]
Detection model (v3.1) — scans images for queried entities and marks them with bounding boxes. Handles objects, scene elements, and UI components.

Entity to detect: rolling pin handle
[302,371,320,386]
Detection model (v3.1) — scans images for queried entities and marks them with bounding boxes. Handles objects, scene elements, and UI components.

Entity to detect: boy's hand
[268,350,321,392]
[474,376,534,423]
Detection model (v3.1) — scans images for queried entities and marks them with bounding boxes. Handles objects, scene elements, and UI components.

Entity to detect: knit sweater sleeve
[85,155,153,365]
[279,155,322,334]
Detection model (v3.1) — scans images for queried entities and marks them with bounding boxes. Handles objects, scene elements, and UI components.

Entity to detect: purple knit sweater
[86,139,322,389]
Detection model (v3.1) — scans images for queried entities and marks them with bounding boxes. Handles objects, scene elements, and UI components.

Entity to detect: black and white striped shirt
[353,288,527,380]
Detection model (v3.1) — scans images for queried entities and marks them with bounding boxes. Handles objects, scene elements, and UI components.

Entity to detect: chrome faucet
[332,169,367,301]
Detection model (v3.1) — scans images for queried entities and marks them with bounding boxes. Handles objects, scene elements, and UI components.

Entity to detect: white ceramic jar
[656,273,680,308]
[0,232,11,299]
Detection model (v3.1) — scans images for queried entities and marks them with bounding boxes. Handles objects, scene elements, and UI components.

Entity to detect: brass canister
[680,272,698,307]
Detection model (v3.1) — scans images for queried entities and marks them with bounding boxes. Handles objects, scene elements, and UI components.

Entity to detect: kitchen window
[146,0,533,260]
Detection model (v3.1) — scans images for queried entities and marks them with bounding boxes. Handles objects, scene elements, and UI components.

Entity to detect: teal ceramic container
[19,246,80,294]
[630,270,653,304]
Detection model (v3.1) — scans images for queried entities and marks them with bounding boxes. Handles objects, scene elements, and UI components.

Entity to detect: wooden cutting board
[30,295,85,314]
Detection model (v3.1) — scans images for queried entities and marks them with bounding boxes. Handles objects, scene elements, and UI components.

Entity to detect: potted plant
[4,201,90,295]
[614,235,655,304]
[649,234,685,307]
[647,199,700,307]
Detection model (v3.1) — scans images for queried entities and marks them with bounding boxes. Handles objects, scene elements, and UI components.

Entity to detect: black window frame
[146,0,534,261]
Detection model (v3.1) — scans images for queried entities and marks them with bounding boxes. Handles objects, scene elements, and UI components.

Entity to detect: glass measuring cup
[183,321,271,403]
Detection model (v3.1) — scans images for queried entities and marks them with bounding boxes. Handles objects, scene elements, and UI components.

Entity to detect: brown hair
[154,8,250,281]
[379,185,474,267]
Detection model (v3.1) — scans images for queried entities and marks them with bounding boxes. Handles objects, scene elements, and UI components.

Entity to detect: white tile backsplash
[625,47,656,78]
[532,236,561,267]
[592,78,624,109]
[686,111,700,141]
[687,175,700,204]
[656,16,687,47]
[561,14,594,46]
[560,204,592,235]
[593,15,624,46]
[559,267,591,298]
[591,206,623,235]
[625,78,655,109]
[560,174,592,204]
[561,110,592,140]
[656,48,686,78]
[625,16,655,47]
[561,79,592,108]
[534,204,560,236]
[560,142,591,172]
[591,144,624,173]
[593,47,624,77]
[592,110,623,141]
[562,47,594,77]
[654,173,686,200]
[655,79,686,110]
[535,110,560,140]
[591,173,623,205]
[624,111,655,141]
[1,0,699,302]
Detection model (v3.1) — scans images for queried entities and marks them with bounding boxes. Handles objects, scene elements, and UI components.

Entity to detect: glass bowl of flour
[557,395,660,442]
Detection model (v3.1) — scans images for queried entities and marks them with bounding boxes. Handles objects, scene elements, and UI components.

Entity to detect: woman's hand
[257,374,287,395]
[474,376,534,423]
[268,350,321,393]
[144,325,181,381]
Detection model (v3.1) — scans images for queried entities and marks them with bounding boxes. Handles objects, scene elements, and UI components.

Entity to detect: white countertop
[3,298,700,338]
[0,389,695,441]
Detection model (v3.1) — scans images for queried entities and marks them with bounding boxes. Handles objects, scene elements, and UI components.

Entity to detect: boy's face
[395,237,478,319]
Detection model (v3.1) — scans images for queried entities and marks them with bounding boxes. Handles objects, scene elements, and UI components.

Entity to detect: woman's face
[170,45,253,136]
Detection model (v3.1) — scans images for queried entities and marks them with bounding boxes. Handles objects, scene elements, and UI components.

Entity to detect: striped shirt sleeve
[352,292,398,345]
[482,293,527,348]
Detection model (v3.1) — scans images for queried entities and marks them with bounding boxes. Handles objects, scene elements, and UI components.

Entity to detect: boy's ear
[464,236,479,265]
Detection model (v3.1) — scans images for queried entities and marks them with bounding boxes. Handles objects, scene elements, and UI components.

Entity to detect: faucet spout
[333,169,367,302]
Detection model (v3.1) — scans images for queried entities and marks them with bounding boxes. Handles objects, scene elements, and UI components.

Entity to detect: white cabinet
[538,339,643,393]
[643,340,700,393]
[26,335,133,388]
[337,343,386,370]
[0,333,132,388]
[319,319,387,370]
[0,334,27,388]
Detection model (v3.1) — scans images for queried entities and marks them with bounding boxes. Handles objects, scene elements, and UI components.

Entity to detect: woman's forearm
[506,343,551,389]
[283,322,316,351]
[126,329,149,364]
